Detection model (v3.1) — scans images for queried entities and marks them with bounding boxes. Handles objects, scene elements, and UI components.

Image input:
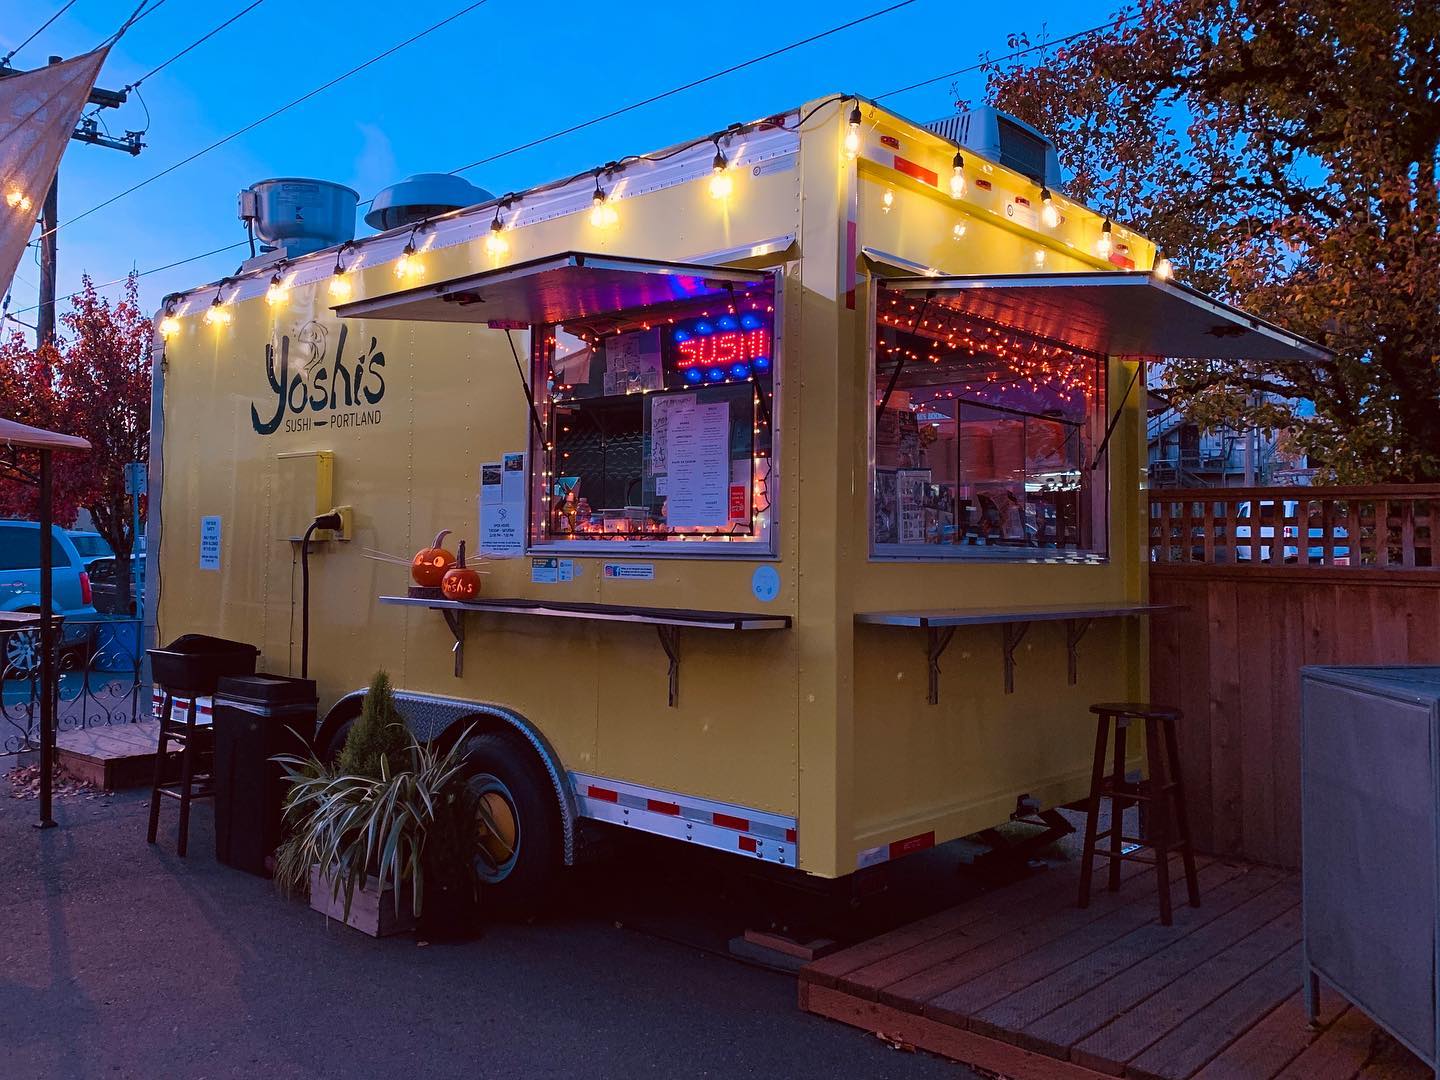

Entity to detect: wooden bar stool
[146,689,215,857]
[1078,702,1200,925]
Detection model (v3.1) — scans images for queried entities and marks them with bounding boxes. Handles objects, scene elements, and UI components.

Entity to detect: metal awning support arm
[505,329,547,447]
[1089,359,1145,472]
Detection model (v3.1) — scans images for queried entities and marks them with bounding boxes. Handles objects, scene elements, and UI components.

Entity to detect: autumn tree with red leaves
[979,0,1440,481]
[0,274,151,600]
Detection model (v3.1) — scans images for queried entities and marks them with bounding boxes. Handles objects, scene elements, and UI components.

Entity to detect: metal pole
[36,449,56,829]
[36,56,62,347]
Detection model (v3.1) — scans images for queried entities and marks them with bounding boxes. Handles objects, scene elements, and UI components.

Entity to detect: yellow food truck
[147,95,1324,904]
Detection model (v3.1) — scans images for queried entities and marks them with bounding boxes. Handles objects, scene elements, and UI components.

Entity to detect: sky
[0,0,1116,333]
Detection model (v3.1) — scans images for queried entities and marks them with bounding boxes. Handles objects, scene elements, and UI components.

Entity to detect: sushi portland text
[251,321,386,435]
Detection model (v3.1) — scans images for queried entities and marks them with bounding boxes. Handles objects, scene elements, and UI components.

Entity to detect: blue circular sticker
[752,565,780,603]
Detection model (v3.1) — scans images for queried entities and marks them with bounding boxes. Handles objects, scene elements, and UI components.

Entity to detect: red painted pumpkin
[441,540,482,601]
[411,529,456,587]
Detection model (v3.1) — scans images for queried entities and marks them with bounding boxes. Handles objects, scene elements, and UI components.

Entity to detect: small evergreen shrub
[336,670,409,779]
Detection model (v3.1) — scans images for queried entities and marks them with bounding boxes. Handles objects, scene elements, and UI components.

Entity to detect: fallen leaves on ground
[5,762,103,800]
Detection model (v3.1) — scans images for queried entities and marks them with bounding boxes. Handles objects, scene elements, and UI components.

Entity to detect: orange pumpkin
[411,529,456,587]
[441,540,482,601]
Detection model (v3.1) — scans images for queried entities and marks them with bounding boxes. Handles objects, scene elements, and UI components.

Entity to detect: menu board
[664,400,731,528]
[897,469,931,544]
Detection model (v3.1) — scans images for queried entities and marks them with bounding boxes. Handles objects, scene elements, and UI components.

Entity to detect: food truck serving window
[871,283,1108,560]
[530,277,776,551]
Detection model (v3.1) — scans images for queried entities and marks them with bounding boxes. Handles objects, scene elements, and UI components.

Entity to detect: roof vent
[237,178,359,260]
[363,173,494,231]
[924,106,1063,189]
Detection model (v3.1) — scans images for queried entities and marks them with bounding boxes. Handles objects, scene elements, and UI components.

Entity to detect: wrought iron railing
[1149,486,1440,569]
[1,617,147,755]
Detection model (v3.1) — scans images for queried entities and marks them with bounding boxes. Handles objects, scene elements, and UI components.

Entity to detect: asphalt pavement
[0,776,975,1080]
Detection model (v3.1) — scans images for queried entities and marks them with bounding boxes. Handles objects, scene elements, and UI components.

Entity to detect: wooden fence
[1148,487,1440,868]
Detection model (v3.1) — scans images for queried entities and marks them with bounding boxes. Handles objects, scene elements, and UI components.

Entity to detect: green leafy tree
[337,670,409,779]
[978,0,1440,480]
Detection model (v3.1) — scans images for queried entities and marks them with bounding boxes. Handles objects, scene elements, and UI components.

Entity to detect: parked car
[66,530,115,568]
[0,521,98,673]
[1234,499,1351,564]
[87,552,145,614]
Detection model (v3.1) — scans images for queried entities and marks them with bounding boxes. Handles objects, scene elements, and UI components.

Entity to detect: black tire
[318,717,354,765]
[457,730,562,915]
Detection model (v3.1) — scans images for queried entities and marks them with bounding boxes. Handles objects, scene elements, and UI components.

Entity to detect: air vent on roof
[923,106,1062,189]
[363,173,494,231]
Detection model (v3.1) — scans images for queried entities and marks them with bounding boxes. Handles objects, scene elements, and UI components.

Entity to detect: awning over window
[883,271,1330,363]
[332,252,772,326]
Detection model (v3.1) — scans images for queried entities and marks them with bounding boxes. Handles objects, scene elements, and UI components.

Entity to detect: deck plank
[803,864,1097,988]
[844,861,1149,1001]
[1275,1005,1382,1080]
[971,864,1287,1042]
[1125,942,1304,1080]
[1069,903,1301,1074]
[1020,879,1299,1059]
[925,861,1247,1026]
[1192,989,1347,1080]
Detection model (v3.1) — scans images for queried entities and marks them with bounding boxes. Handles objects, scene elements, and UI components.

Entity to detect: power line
[873,15,1134,101]
[449,0,921,177]
[7,241,250,317]
[1,0,79,67]
[41,0,494,242]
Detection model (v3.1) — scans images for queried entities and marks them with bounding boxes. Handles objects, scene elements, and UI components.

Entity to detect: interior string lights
[708,143,734,201]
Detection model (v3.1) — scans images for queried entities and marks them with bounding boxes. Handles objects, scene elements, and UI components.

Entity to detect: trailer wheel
[458,731,561,913]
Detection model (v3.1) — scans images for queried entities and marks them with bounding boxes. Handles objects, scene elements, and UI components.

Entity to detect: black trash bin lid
[159,634,260,657]
[216,673,318,706]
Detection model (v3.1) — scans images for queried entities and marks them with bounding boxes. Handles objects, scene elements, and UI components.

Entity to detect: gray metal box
[1301,664,1440,1069]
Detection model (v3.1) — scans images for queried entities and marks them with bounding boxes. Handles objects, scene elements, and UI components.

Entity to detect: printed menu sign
[480,451,526,557]
[665,401,730,528]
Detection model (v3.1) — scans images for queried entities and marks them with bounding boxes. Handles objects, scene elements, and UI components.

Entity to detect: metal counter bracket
[926,626,957,705]
[656,626,680,707]
[1002,622,1029,694]
[1065,618,1092,686]
[442,608,465,677]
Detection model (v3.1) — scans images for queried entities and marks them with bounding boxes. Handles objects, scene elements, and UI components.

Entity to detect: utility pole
[1,55,143,345]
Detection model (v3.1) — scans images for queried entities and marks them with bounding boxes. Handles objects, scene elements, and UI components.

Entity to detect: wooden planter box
[309,865,415,937]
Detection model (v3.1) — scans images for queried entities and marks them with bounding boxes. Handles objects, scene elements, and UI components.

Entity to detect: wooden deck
[56,721,172,790]
[799,857,1429,1079]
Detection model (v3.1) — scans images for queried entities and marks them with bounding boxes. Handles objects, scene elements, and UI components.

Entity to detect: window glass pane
[0,527,69,570]
[872,285,1107,557]
[532,280,776,548]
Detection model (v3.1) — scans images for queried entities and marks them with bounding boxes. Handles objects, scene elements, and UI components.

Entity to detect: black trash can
[212,674,318,875]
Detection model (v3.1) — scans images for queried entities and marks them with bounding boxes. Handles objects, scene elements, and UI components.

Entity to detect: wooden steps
[799,858,1428,1079]
[56,721,177,790]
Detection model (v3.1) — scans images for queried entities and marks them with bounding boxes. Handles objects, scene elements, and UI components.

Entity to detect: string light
[708,145,733,201]
[1034,248,1047,267]
[485,204,509,257]
[202,285,231,327]
[590,174,618,228]
[158,302,179,338]
[265,267,288,306]
[1153,249,1174,280]
[1040,187,1060,229]
[5,188,32,212]
[394,226,424,279]
[948,152,967,199]
[328,244,352,300]
[843,104,862,158]
[882,189,894,213]
[1096,218,1113,259]
[953,222,967,240]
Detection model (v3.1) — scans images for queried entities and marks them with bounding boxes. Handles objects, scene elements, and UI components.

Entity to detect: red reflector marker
[713,812,749,832]
[738,836,758,853]
[647,799,680,815]
[587,786,619,803]
[785,828,797,844]
[893,156,938,187]
[888,831,936,860]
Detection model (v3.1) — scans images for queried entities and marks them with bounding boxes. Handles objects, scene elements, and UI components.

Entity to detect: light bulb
[708,150,733,200]
[1034,248,1047,267]
[1040,187,1060,229]
[203,297,229,326]
[1096,218,1113,258]
[329,269,352,300]
[6,189,31,211]
[590,188,617,228]
[882,189,894,213]
[394,241,421,279]
[485,217,509,257]
[843,105,862,159]
[1153,251,1174,280]
[952,222,967,240]
[949,152,967,199]
[159,314,179,338]
[265,273,288,306]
